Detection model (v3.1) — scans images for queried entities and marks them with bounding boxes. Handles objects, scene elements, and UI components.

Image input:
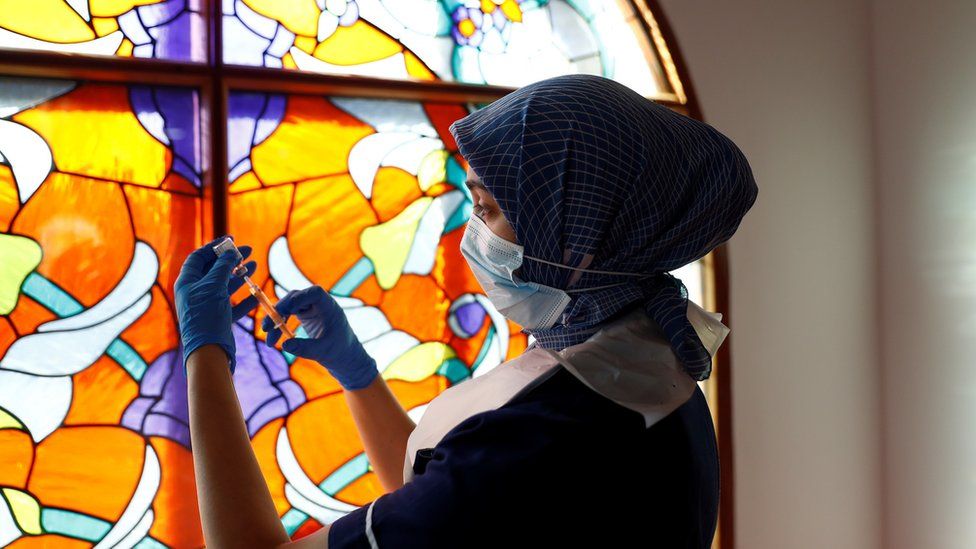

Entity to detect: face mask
[459,214,647,330]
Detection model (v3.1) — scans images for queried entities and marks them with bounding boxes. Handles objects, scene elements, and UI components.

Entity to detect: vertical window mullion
[209,0,229,237]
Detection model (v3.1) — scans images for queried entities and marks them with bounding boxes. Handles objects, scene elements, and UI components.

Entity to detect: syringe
[213,237,295,340]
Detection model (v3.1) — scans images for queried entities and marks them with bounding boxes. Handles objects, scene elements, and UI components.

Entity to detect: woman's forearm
[187,345,291,548]
[343,376,416,492]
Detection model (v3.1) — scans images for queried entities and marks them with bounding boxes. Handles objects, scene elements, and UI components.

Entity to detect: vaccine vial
[212,237,249,277]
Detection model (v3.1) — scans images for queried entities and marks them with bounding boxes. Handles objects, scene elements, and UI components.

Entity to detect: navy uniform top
[328,365,719,548]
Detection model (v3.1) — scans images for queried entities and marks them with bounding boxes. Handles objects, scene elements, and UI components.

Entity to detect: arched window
[0,1,730,547]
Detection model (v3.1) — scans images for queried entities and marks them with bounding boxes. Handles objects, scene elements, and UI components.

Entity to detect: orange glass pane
[29,426,145,521]
[251,418,289,515]
[12,172,135,307]
[0,429,33,489]
[286,395,364,485]
[147,437,205,548]
[288,174,378,290]
[64,356,139,426]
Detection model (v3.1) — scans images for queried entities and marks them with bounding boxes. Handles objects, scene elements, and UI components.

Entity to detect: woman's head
[449,74,757,380]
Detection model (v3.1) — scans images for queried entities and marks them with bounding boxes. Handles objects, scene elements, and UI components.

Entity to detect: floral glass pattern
[222,0,674,98]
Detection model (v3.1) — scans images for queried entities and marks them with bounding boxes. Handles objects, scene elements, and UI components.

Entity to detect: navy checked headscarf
[449,74,757,381]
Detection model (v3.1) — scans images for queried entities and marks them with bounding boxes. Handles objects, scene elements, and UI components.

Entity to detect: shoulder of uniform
[499,366,646,433]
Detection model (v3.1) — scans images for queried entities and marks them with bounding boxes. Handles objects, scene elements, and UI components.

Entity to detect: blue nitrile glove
[174,237,258,373]
[263,286,379,390]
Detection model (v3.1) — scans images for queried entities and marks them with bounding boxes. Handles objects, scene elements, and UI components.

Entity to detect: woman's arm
[187,344,295,548]
[342,375,416,492]
[185,350,410,549]
[265,286,418,493]
[175,241,333,547]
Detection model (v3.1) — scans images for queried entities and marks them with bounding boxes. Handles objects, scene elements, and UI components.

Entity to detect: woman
[175,74,757,548]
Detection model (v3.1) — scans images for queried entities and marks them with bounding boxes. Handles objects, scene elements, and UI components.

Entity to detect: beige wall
[659,0,976,547]
[871,1,976,547]
[658,1,881,548]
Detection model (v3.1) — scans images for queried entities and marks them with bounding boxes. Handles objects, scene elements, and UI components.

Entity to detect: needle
[244,275,294,340]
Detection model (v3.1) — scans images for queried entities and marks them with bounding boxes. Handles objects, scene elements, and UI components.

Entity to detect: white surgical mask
[459,214,647,330]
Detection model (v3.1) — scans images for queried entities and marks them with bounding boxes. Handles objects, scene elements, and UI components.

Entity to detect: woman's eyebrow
[465,178,486,190]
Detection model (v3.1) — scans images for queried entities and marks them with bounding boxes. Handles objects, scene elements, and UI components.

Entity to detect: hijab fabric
[448,74,757,381]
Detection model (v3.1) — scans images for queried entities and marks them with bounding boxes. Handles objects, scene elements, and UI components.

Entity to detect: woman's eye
[472,204,487,218]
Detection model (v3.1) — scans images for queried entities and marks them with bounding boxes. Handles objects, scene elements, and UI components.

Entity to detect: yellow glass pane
[313,21,403,65]
[90,0,163,18]
[0,0,95,43]
[92,17,120,37]
[250,96,371,185]
[14,84,171,187]
[241,0,320,36]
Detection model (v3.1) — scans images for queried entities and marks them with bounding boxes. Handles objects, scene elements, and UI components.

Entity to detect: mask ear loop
[523,254,648,277]
[564,280,650,293]
[522,254,657,293]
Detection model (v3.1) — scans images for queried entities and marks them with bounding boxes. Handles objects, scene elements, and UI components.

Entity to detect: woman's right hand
[263,286,379,391]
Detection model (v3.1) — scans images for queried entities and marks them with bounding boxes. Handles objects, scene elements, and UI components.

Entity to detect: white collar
[539,302,730,428]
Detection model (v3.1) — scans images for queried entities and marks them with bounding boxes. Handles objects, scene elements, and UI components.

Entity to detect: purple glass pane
[258,339,290,383]
[227,92,265,176]
[227,92,285,181]
[149,10,197,62]
[121,396,154,431]
[278,379,306,409]
[130,86,202,186]
[148,365,189,423]
[456,302,486,335]
[254,95,286,146]
[138,350,176,396]
[154,87,202,185]
[138,0,185,27]
[144,414,191,448]
[232,319,306,434]
[123,350,191,446]
[246,397,289,437]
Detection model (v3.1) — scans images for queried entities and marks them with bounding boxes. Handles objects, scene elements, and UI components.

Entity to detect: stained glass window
[0,3,717,548]
[0,76,204,546]
[0,0,207,61]
[222,0,683,100]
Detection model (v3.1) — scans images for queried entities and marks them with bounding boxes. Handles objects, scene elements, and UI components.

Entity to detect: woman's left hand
[174,237,258,372]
